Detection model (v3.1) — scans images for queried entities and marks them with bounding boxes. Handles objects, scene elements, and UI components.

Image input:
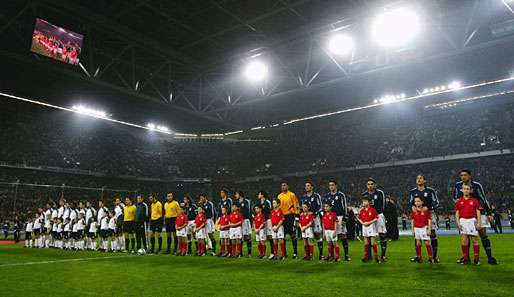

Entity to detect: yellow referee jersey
[164,200,180,218]
[277,191,299,215]
[151,201,163,220]
[123,205,136,222]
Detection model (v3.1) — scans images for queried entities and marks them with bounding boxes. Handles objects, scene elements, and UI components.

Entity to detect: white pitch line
[0,255,130,267]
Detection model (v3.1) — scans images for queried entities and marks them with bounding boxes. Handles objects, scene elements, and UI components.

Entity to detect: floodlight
[327,34,354,56]
[371,7,421,48]
[244,60,268,83]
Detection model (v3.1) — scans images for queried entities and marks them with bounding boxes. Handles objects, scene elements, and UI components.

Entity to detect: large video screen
[30,18,83,65]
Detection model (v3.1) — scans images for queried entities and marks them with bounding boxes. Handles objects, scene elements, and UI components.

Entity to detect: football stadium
[1,1,514,296]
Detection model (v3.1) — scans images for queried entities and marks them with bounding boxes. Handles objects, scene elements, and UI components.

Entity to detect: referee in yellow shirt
[123,197,137,253]
[149,194,163,254]
[164,193,180,254]
[277,181,300,258]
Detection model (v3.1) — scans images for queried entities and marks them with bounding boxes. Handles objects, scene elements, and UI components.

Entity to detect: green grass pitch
[0,234,513,296]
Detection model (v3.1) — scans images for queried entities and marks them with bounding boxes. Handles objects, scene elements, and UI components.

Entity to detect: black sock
[158,237,162,251]
[173,235,178,253]
[317,240,323,257]
[292,239,298,255]
[125,238,129,251]
[341,238,349,256]
[431,238,438,259]
[269,239,274,253]
[481,237,493,259]
[246,239,252,255]
[150,237,155,252]
[166,235,172,252]
[194,241,198,254]
[187,241,192,254]
[131,238,136,250]
[380,236,387,257]
[211,237,216,253]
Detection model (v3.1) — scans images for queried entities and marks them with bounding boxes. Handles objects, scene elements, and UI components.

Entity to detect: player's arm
[430,190,440,210]
[475,183,491,216]
[427,216,432,234]
[455,210,461,231]
[274,218,283,231]
[476,207,481,229]
[411,218,415,235]
[408,191,416,212]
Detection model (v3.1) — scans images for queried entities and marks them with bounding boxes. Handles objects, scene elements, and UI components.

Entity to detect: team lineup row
[22,170,498,265]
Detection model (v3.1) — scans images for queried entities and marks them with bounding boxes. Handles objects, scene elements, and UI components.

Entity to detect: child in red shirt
[194,206,207,256]
[411,197,433,263]
[358,197,379,263]
[253,205,267,258]
[229,204,243,258]
[175,208,188,256]
[270,199,285,260]
[455,184,481,265]
[322,203,340,262]
[299,203,314,260]
[218,206,230,257]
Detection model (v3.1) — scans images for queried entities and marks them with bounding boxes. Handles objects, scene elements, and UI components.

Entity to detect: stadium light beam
[371,7,421,48]
[244,60,268,83]
[327,34,354,56]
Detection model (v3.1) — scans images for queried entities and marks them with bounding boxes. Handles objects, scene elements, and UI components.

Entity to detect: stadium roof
[2,0,514,133]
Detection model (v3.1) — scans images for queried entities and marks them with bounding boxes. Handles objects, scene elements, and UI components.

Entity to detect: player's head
[231,203,239,212]
[323,202,332,212]
[166,193,174,201]
[257,190,268,200]
[416,174,426,186]
[86,201,92,207]
[280,181,289,192]
[328,179,338,192]
[361,196,369,208]
[234,191,244,199]
[197,206,204,214]
[461,184,471,196]
[199,193,207,203]
[79,201,85,209]
[136,195,143,203]
[459,169,472,183]
[302,203,310,213]
[221,205,228,215]
[59,198,66,206]
[305,181,314,192]
[220,188,228,198]
[414,196,423,208]
[366,178,377,191]
[125,197,132,206]
[98,200,104,207]
[254,205,262,214]
[272,199,280,209]
[148,193,155,202]
[115,197,121,205]
[183,194,192,204]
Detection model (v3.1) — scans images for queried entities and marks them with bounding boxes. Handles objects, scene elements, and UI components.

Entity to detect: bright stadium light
[327,34,354,56]
[146,123,156,129]
[448,81,462,89]
[71,104,108,118]
[244,60,268,83]
[371,7,421,48]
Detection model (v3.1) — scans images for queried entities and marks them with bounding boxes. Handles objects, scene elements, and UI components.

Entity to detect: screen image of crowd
[1,97,513,265]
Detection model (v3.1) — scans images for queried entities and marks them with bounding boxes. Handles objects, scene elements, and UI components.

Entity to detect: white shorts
[459,218,478,236]
[206,219,215,234]
[324,229,337,242]
[431,212,439,231]
[301,227,314,239]
[414,227,430,240]
[271,225,284,240]
[229,227,242,239]
[376,213,387,234]
[219,229,229,239]
[195,228,206,240]
[176,227,187,237]
[362,223,377,237]
[255,228,266,242]
[266,220,273,237]
[187,220,195,234]
[313,216,322,234]
[480,215,491,228]
[242,219,252,236]
[336,216,347,235]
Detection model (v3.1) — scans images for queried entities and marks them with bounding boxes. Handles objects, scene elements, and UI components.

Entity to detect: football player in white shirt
[71,218,79,250]
[97,200,108,250]
[51,219,58,248]
[88,218,98,250]
[43,203,52,248]
[25,216,33,248]
[55,218,63,249]
[114,198,125,252]
[32,209,43,248]
[99,213,110,252]
[63,218,71,249]
[57,199,65,220]
[76,213,86,250]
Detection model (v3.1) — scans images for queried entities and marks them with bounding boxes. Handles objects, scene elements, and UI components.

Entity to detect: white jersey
[64,223,71,232]
[85,208,94,224]
[72,222,78,233]
[97,207,108,223]
[33,215,43,229]
[88,221,97,233]
[78,208,86,217]
[57,206,64,219]
[63,208,70,221]
[56,223,63,233]
[69,209,77,221]
[100,217,109,230]
[76,218,85,230]
[52,223,58,232]
[25,222,33,232]
[114,204,124,220]
[51,209,58,220]
[44,209,52,223]
[108,217,116,230]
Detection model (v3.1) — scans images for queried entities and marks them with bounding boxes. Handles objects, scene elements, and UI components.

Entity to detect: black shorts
[165,217,176,233]
[76,230,83,239]
[99,230,108,239]
[33,228,41,236]
[25,231,32,240]
[63,232,70,239]
[55,233,61,240]
[43,228,49,234]
[123,221,135,234]
[114,226,122,235]
[88,232,96,239]
[108,229,114,237]
[150,218,163,232]
[283,214,296,235]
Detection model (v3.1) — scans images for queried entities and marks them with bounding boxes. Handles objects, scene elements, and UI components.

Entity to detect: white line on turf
[0,255,130,267]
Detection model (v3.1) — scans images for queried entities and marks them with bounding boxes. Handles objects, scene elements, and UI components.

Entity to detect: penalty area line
[0,255,131,267]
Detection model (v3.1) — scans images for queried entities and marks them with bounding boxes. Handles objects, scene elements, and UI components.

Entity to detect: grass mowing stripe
[0,255,130,267]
